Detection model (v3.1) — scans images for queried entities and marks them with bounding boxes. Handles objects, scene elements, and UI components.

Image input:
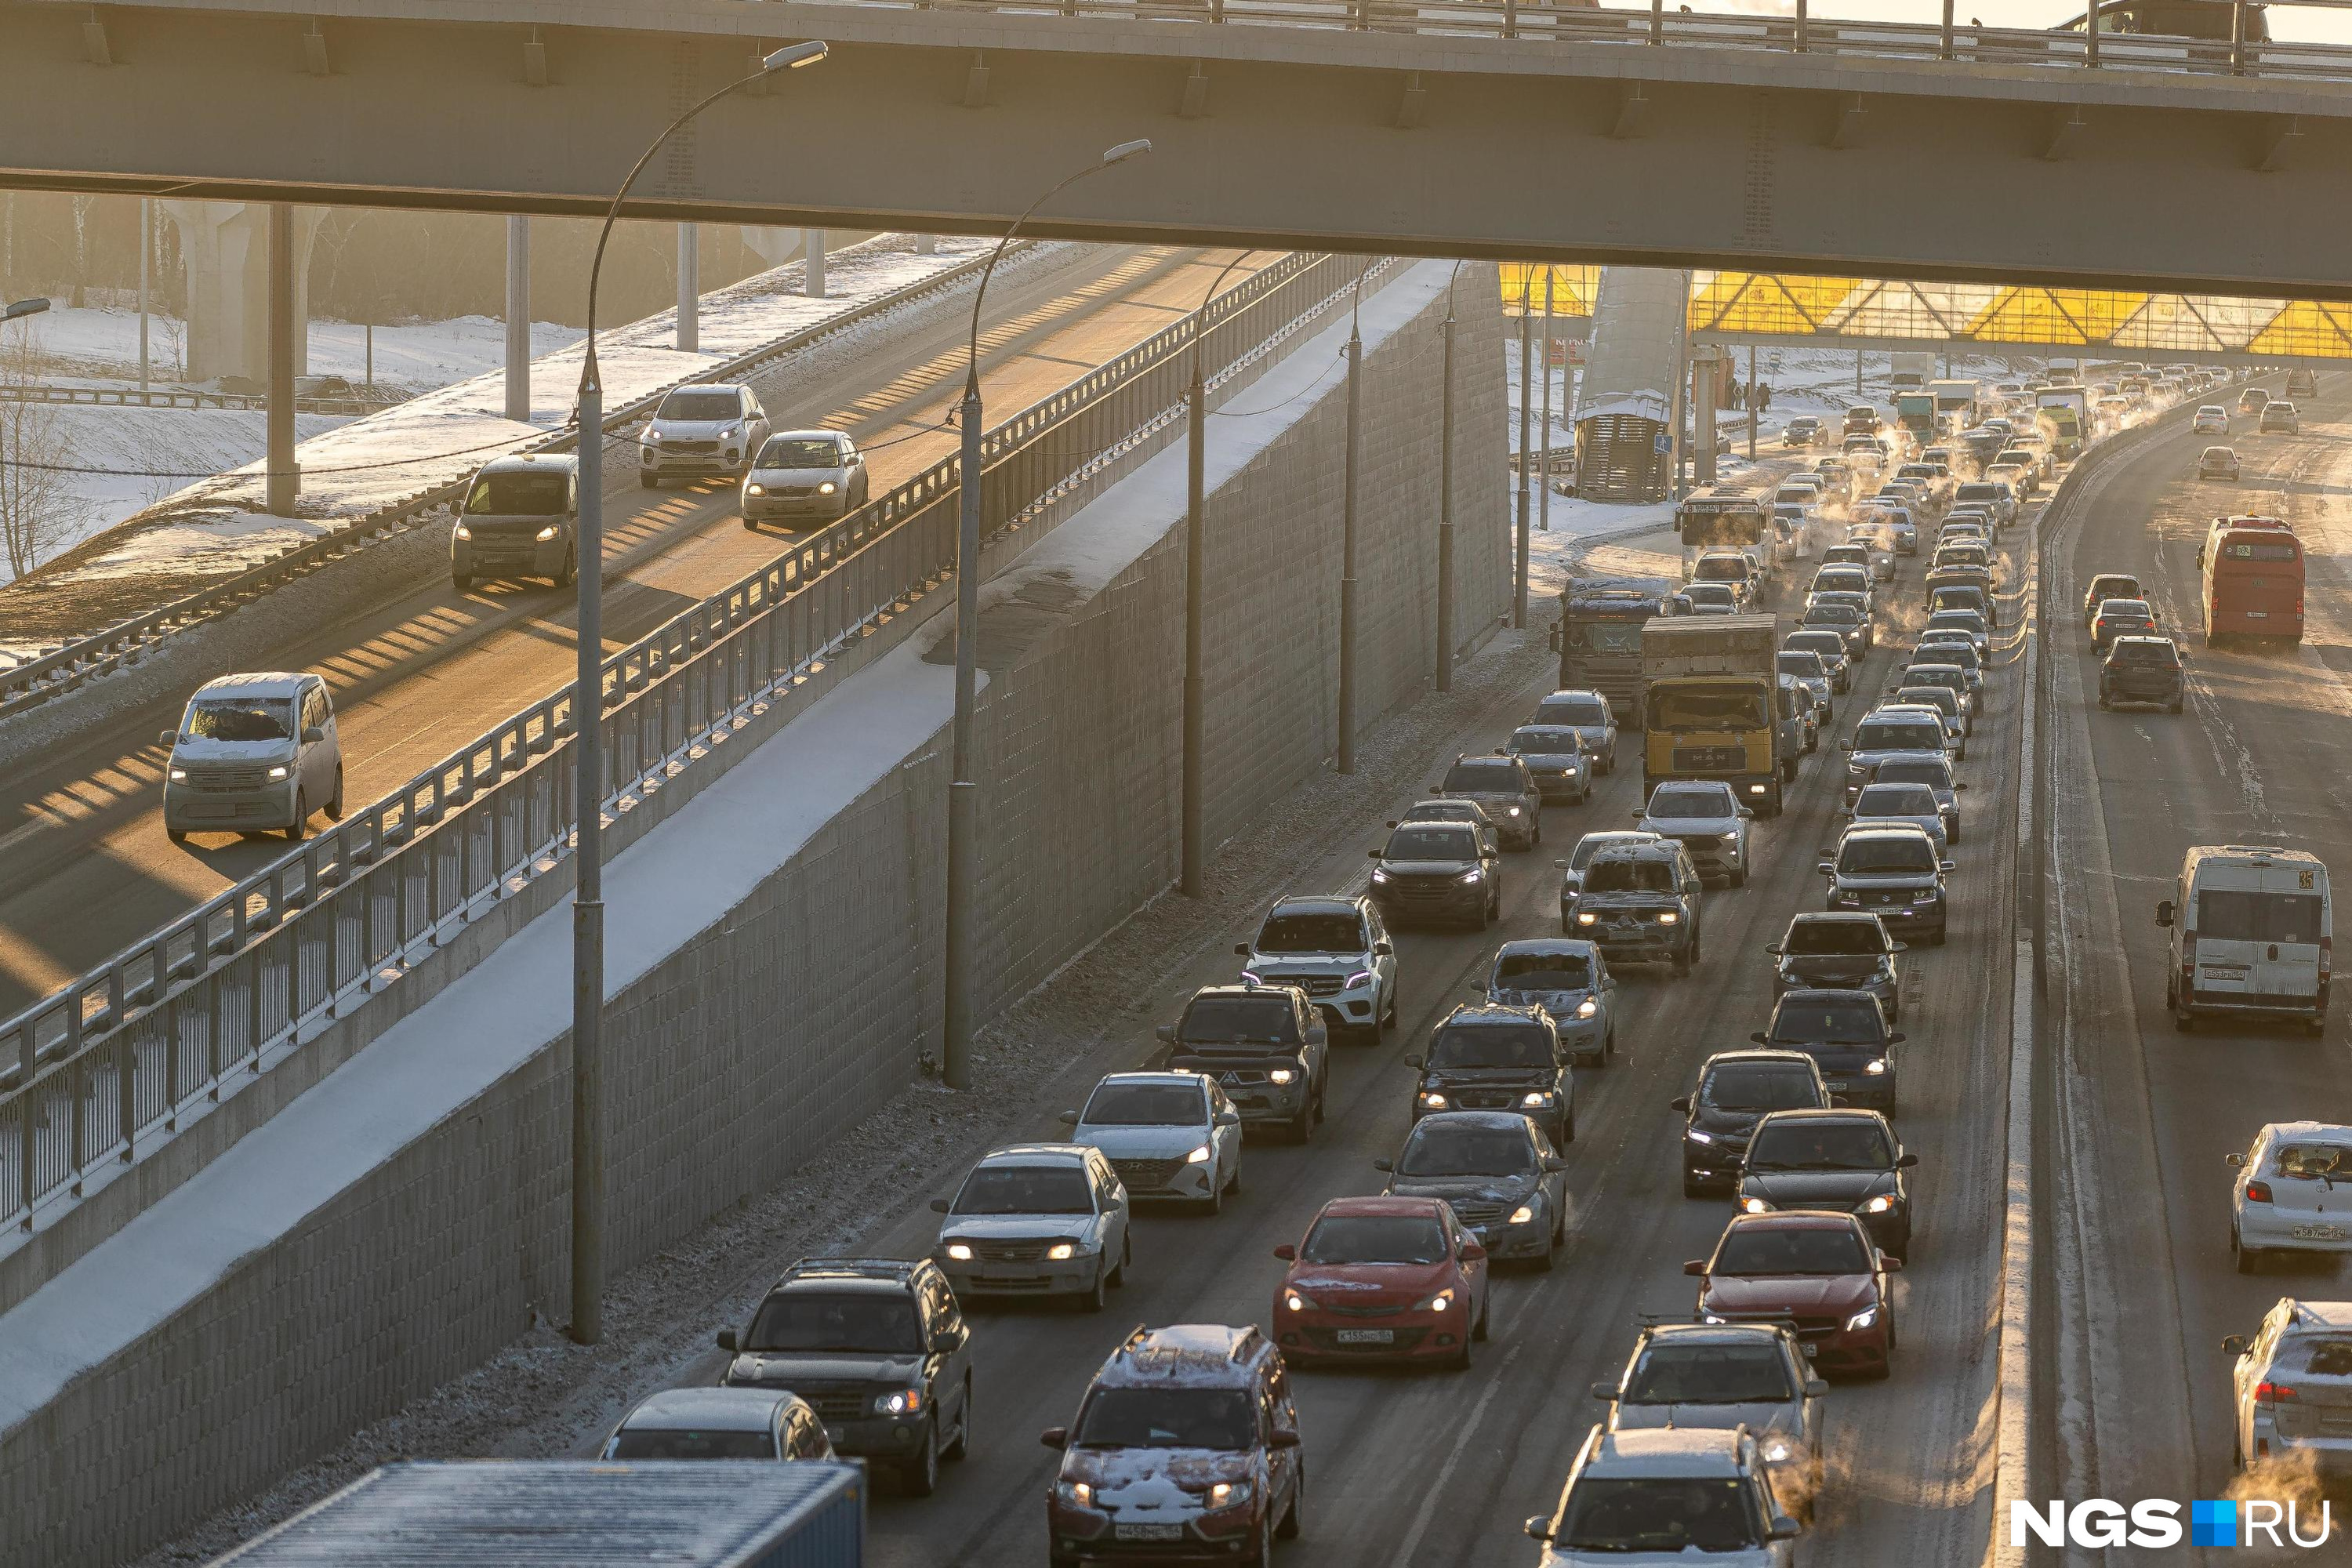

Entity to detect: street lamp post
[564,38,827,1346]
[1436,263,1461,695]
[1338,262,1368,775]
[1515,288,1532,627]
[1182,249,1258,898]
[943,138,1152,1093]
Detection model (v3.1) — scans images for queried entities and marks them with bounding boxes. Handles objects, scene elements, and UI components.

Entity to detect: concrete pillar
[916,234,937,256]
[676,222,698,354]
[804,228,826,298]
[158,200,322,388]
[266,202,299,515]
[1694,347,1718,487]
[505,215,530,422]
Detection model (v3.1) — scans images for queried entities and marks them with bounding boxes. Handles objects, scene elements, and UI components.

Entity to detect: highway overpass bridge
[6,0,2352,296]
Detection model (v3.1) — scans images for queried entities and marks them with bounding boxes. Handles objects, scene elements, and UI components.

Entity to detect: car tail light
[2321,935,2332,982]
[2256,1381,2299,1403]
[2246,1180,2274,1203]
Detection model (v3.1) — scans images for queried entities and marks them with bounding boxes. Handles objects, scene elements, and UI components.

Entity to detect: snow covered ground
[15,307,586,396]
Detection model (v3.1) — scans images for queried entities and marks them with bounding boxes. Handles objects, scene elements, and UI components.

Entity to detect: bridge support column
[158,199,321,388]
[676,222,698,353]
[804,228,826,298]
[505,215,530,422]
[916,234,936,256]
[265,202,299,514]
[1693,346,1718,487]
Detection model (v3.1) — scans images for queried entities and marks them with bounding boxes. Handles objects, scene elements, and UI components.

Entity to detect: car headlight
[267,765,289,781]
[1506,807,1523,818]
[1700,1311,1728,1324]
[1415,1288,1457,1312]
[1845,1305,1881,1333]
[1370,868,1391,884]
[945,1242,974,1261]
[643,428,662,445]
[1508,1204,1537,1225]
[1283,1290,1315,1313]
[1345,970,1374,989]
[1046,1243,1077,1261]
[1763,1439,1794,1462]
[874,1388,924,1416]
[1864,1059,1889,1076]
[1742,1197,1774,1214]
[1185,1143,1214,1164]
[745,483,765,496]
[1208,1481,1254,1509]
[1656,911,1679,926]
[1575,997,1599,1018]
[1268,1068,1297,1085]
[452,521,472,540]
[1057,1479,1095,1509]
[1419,1091,1448,1109]
[1863,1192,1897,1213]
[1458,869,1483,884]
[169,768,188,782]
[1576,912,1599,926]
[535,523,561,543]
[818,481,837,495]
[1519,1092,1553,1109]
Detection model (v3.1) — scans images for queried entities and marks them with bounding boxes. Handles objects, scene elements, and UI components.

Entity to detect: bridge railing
[852,0,2352,82]
[0,247,1373,1240]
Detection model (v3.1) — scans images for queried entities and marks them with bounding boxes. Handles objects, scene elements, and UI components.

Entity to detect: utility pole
[1515,288,1531,628]
[1747,343,1757,460]
[1436,266,1458,695]
[1538,269,1554,534]
[1856,350,1864,397]
[1338,274,1364,775]
[1181,249,1257,895]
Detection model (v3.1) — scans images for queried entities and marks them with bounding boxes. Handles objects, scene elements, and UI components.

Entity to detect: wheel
[900,1416,940,1496]
[452,574,473,593]
[2175,1007,2195,1034]
[167,828,187,844]
[1110,1232,1131,1287]
[1473,1294,1492,1342]
[325,768,346,822]
[1203,1171,1223,1216]
[2234,1224,2259,1274]
[1382,989,1398,1031]
[1683,1172,1707,1199]
[1672,947,1692,977]
[1313,1078,1327,1127]
[942,1378,971,1461]
[1081,1261,1108,1312]
[1783,757,1799,782]
[1929,928,1947,947]
[285,793,307,842]
[1242,1510,1274,1568]
[2169,700,2184,715]
[1560,1107,1576,1145]
[640,472,659,489]
[1531,1230,1556,1272]
[1605,1022,1617,1059]
[742,515,758,530]
[1730,862,1748,890]
[1290,1097,1314,1144]
[2307,1018,2327,1038]
[1276,1472,1303,1539]
[1453,1316,1477,1367]
[1227,1157,1242,1196]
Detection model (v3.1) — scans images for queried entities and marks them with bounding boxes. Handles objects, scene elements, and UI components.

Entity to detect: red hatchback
[1271,1196,1489,1369]
[1684,1211,1898,1378]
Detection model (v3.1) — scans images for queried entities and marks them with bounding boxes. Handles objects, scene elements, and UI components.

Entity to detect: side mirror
[1374,940,1393,956]
[1817,861,1835,876]
[1769,1515,1804,1542]
[1890,941,1909,953]
[1156,1025,1175,1043]
[1405,1054,1425,1069]
[1940,860,1957,874]
[301,726,325,745]
[1269,1428,1302,1450]
[1307,1026,1327,1047]
[1058,1110,1080,1125]
[1234,943,1252,956]
[1749,1031,1770,1045]
[158,729,178,747]
[1542,1156,1566,1174]
[1372,1157,1394,1173]
[931,1329,962,1354]
[1805,1377,1830,1398]
[1216,1109,1240,1127]
[1882,1255,1905,1272]
[1670,1095,1693,1114]
[1461,1241,1487,1261]
[1630,810,1646,820]
[2225,1152,2245,1167]
[1428,784,1441,794]
[1764,943,1784,956]
[1368,848,1385,860]
[1591,1381,1617,1401]
[1739,808,1755,819]
[716,1329,739,1352]
[1525,1516,1555,1543]
[929,1197,952,1214]
[1888,1032,1907,1045]
[1896,1152,1920,1169]
[2155,899,2176,928]
[1041,1427,1069,1450]
[1552,858,1571,869]
[1682,1259,1709,1276]
[1955,782,1969,792]
[2222,1334,2252,1358]
[1272,1243,1297,1261]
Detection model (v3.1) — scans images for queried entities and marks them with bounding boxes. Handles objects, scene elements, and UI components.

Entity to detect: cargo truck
[1890,352,1936,387]
[1929,379,1983,432]
[1641,614,1788,816]
[211,1460,865,1566]
[1557,575,1686,722]
[1894,390,1937,444]
[2034,387,2091,461]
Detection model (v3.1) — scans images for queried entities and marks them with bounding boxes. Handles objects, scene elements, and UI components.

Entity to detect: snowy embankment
[0,234,993,653]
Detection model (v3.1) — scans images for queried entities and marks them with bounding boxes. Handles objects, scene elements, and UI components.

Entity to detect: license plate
[1334,1329,1395,1345]
[1116,1523,1185,1541]
[824,1426,844,1445]
[2246,611,2270,619]
[2292,1225,2346,1242]
[1824,1080,1850,1091]
[2204,967,2249,979]
[1802,1344,1818,1358]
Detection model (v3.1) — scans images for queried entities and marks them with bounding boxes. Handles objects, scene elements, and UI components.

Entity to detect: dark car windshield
[1508,727,1583,756]
[1623,1342,1795,1404]
[1443,760,1523,793]
[1803,602,1862,625]
[1074,1388,1257,1451]
[1179,996,1300,1044]
[1854,721,1945,755]
[1537,695,1611,726]
[1715,1226,1875,1276]
[1747,1121,1896,1171]
[1494,952,1593,990]
[183,696,293,742]
[1777,653,1827,678]
[951,1165,1094,1215]
[1874,760,1951,792]
[1770,1000,1886,1044]
[744,1292,924,1354]
[609,1428,778,1461]
[2111,642,2180,667]
[1701,1065,1822,1112]
[1784,633,1846,659]
[657,390,741,421]
[465,468,570,516]
[1648,785,1731,818]
[1858,784,1940,816]
[1651,687,1768,729]
[1553,1479,1761,1553]
[1256,911,1364,954]
[1784,920,1883,956]
[1385,827,1479,862]
[1427,1022,1554,1069]
[757,437,844,467]
[1300,1214,1448,1265]
[1082,1083,1203,1127]
[1838,837,1937,875]
[1397,1123,1534,1178]
[1584,858,1675,895]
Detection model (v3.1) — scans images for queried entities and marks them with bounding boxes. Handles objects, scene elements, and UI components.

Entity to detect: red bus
[2198,515,2303,644]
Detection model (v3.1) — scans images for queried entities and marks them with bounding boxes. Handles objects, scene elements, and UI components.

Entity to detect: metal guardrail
[0,248,1369,1238]
[0,382,408,416]
[832,0,2352,84]
[0,241,1029,716]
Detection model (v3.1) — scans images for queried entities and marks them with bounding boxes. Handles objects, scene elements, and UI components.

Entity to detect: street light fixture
[1181,249,1258,897]
[3,299,50,321]
[943,136,1152,1093]
[564,37,827,1347]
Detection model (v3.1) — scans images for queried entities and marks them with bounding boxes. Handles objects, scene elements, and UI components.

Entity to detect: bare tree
[0,320,86,579]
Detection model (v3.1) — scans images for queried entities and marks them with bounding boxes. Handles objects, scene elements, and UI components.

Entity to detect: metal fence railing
[0,241,1031,721]
[0,382,408,416]
[0,247,1372,1239]
[823,0,2352,84]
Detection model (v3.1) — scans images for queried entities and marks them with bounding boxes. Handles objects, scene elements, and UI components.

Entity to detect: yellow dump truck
[1641,614,1788,817]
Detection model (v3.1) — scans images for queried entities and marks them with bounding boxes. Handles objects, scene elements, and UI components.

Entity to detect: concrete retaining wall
[0,261,1506,1566]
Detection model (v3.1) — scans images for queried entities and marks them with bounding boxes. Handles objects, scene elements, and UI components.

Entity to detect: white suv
[2223,1297,2352,1478]
[639,383,772,485]
[1236,895,1396,1044]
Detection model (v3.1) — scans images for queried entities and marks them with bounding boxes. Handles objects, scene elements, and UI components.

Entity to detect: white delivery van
[2158,846,2332,1034]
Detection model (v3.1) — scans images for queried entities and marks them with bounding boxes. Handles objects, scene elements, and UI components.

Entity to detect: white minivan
[2158,846,2331,1035]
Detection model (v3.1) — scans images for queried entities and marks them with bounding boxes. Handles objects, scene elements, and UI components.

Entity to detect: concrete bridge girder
[7,2,2352,299]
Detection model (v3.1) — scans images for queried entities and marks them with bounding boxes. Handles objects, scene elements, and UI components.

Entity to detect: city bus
[2196,514,2303,644]
[1674,489,1774,583]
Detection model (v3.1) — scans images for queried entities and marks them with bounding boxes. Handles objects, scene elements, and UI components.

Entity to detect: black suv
[1569,840,1703,974]
[1766,911,1904,1022]
[717,1256,975,1494]
[1751,989,1905,1113]
[1370,818,1500,930]
[2098,636,2184,713]
[1671,1049,1831,1197]
[1406,1004,1575,1147]
[1158,985,1329,1139]
[1432,753,1544,851]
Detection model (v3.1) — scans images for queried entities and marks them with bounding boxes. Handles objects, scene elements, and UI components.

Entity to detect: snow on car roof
[1586,1427,1751,1477]
[618,1388,793,1432]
